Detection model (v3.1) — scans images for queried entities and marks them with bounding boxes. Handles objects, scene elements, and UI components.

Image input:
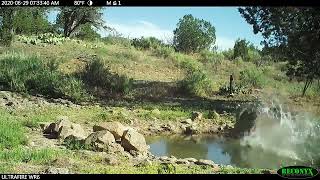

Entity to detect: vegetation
[0,7,319,174]
[173,14,216,53]
[239,7,320,96]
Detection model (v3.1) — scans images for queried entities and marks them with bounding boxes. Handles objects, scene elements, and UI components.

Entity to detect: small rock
[181,119,193,124]
[45,167,69,174]
[176,159,190,165]
[105,156,120,166]
[184,158,197,163]
[195,159,216,167]
[212,111,220,119]
[191,111,202,121]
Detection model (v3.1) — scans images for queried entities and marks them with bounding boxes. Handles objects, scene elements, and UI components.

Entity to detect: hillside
[0,36,319,174]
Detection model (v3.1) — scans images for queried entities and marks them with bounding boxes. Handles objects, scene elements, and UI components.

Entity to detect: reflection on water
[146,135,308,169]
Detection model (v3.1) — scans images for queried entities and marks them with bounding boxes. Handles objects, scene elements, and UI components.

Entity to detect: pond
[146,135,312,169]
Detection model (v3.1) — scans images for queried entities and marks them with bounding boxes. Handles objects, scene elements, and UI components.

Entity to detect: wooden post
[229,74,233,95]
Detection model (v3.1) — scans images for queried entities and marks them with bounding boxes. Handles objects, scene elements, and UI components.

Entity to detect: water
[146,98,320,169]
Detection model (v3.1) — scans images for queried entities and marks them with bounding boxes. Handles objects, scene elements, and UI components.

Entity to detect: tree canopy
[56,7,105,37]
[173,14,216,53]
[239,7,320,95]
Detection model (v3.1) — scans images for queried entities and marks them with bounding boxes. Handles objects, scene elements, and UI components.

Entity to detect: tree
[239,7,320,96]
[233,39,249,60]
[13,7,51,35]
[75,23,101,41]
[56,7,105,37]
[173,14,216,53]
[0,7,16,46]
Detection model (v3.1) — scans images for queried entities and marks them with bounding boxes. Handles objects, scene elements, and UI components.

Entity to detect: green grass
[0,148,58,164]
[0,52,89,102]
[0,110,27,149]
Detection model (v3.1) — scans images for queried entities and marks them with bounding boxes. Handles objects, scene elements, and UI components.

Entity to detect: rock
[181,119,193,124]
[184,158,197,163]
[185,125,198,135]
[104,156,120,166]
[195,159,216,167]
[58,123,87,140]
[176,159,190,165]
[191,111,202,121]
[45,167,69,174]
[84,130,115,145]
[105,142,124,153]
[121,129,149,152]
[93,121,126,141]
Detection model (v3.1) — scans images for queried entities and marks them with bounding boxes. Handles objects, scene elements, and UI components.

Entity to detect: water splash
[241,98,320,165]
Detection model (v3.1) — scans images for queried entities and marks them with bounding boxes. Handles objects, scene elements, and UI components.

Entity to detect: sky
[48,7,264,51]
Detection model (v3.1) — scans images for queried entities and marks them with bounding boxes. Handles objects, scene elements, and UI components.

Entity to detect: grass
[0,148,58,164]
[0,52,89,102]
[0,110,27,149]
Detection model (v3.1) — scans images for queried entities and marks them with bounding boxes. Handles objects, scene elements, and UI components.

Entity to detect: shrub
[0,53,88,102]
[80,57,133,95]
[239,68,267,89]
[179,69,214,97]
[102,36,131,47]
[199,50,224,65]
[153,46,175,58]
[132,37,163,50]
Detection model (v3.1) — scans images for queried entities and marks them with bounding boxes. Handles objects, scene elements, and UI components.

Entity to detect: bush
[153,45,175,58]
[132,37,163,50]
[239,68,267,89]
[102,36,131,47]
[80,57,133,95]
[0,53,88,102]
[199,50,224,65]
[179,69,214,97]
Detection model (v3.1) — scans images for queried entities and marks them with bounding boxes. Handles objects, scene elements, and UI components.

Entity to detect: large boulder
[93,122,126,141]
[84,130,115,145]
[43,116,87,140]
[121,129,149,152]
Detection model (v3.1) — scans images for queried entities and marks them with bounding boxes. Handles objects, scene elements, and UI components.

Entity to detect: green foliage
[0,148,57,164]
[233,39,249,60]
[64,137,92,151]
[16,33,68,45]
[239,7,320,95]
[153,45,175,58]
[157,163,176,174]
[239,67,267,89]
[222,48,234,60]
[76,23,101,41]
[80,57,133,95]
[56,7,104,37]
[199,50,224,64]
[102,36,132,47]
[173,14,216,53]
[0,7,15,46]
[0,53,88,102]
[132,36,164,50]
[179,69,214,97]
[0,111,27,149]
[13,7,51,35]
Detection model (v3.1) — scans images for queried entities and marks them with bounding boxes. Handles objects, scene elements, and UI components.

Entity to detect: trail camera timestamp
[1,0,59,6]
